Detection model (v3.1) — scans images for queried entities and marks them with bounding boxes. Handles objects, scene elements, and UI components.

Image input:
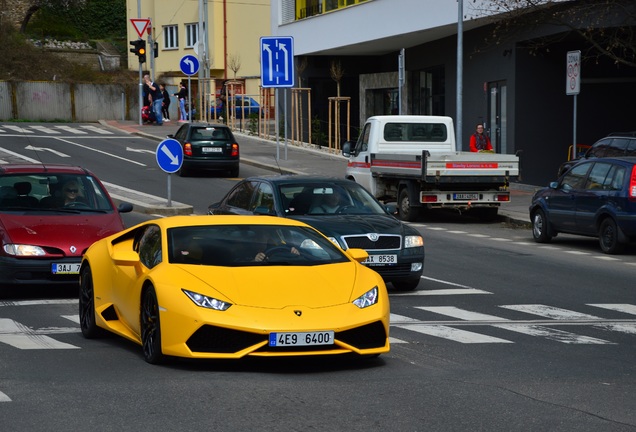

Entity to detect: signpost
[260,36,294,160]
[131,18,151,126]
[567,50,581,160]
[180,55,200,122]
[156,139,184,207]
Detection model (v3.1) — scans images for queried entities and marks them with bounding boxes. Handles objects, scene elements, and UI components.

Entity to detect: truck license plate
[51,263,81,275]
[453,193,479,200]
[363,254,397,266]
[269,331,334,347]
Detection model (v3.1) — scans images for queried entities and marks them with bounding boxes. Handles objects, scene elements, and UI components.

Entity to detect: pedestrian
[174,82,188,122]
[160,84,171,122]
[143,74,163,126]
[469,123,493,152]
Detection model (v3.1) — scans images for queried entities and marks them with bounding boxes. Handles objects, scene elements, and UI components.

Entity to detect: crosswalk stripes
[0,318,79,350]
[0,124,113,135]
[1,303,636,349]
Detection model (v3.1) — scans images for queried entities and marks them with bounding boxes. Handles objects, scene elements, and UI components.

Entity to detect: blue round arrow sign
[180,55,200,76]
[156,139,183,173]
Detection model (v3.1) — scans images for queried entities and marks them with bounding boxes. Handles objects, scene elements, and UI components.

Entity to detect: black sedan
[208,175,425,290]
[167,122,239,177]
[530,157,636,254]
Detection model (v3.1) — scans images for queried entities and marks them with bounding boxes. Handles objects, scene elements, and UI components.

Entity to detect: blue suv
[530,157,636,254]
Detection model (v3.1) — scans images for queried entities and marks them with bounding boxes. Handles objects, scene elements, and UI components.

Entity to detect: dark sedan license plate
[51,263,81,275]
[269,331,334,347]
[202,147,223,153]
[453,193,479,200]
[363,254,397,266]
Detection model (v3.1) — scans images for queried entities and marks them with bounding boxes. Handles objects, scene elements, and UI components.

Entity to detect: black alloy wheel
[141,286,165,364]
[79,265,105,338]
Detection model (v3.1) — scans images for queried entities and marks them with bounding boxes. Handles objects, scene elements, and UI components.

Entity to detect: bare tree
[227,53,241,78]
[329,59,344,96]
[470,0,636,68]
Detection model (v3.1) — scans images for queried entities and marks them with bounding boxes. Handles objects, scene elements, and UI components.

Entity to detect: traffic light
[154,42,159,58]
[129,39,146,64]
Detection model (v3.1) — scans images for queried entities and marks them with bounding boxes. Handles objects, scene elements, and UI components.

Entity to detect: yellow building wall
[126,0,270,96]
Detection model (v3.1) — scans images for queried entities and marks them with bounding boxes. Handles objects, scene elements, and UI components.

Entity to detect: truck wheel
[398,188,421,222]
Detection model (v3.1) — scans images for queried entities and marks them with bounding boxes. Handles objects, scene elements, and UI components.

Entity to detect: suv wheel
[598,218,625,254]
[531,209,553,243]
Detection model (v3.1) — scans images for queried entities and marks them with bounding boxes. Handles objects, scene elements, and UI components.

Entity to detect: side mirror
[117,202,133,213]
[342,141,354,157]
[167,134,175,138]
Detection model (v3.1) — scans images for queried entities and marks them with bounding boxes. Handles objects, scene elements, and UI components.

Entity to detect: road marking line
[80,125,113,134]
[3,126,33,133]
[0,299,77,307]
[396,324,513,344]
[391,288,491,296]
[0,146,41,163]
[30,125,60,134]
[416,306,613,344]
[52,137,146,166]
[0,390,11,402]
[588,304,636,316]
[0,319,79,350]
[54,125,87,134]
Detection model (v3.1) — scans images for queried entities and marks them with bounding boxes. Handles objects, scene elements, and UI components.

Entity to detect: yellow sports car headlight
[182,289,232,311]
[352,286,378,309]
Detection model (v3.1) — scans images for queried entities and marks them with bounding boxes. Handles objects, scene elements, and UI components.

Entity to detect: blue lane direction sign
[261,36,294,88]
[180,55,200,76]
[156,139,183,173]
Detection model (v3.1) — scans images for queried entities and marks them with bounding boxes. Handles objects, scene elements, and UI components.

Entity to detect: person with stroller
[143,74,163,126]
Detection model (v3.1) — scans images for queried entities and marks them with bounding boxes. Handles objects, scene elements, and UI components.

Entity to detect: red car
[0,164,132,286]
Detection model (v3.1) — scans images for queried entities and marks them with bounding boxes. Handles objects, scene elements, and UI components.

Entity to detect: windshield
[280,181,388,216]
[0,173,114,212]
[168,224,350,266]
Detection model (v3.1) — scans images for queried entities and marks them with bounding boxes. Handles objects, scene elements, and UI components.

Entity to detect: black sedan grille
[186,321,387,354]
[343,234,401,250]
[370,263,415,278]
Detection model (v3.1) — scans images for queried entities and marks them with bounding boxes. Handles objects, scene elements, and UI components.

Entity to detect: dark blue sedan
[211,96,260,119]
[529,157,636,254]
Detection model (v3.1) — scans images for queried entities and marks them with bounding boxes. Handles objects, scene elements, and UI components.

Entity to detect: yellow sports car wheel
[79,265,105,338]
[141,286,164,364]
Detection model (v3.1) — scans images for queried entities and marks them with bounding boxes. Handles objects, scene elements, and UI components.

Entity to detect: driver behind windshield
[251,228,300,262]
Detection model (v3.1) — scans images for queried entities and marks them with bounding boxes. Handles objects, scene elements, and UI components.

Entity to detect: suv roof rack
[607,131,636,137]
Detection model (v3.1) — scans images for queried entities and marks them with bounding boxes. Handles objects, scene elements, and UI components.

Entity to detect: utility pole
[456,0,463,151]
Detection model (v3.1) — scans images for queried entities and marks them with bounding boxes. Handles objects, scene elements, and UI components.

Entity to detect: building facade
[271,0,636,186]
[126,0,271,103]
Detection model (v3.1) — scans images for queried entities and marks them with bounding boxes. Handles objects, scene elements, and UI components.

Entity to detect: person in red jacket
[469,123,493,152]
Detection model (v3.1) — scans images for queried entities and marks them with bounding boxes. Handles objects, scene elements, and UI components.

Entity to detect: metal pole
[572,95,578,160]
[188,76,192,122]
[398,48,404,115]
[137,0,142,126]
[284,88,288,160]
[167,173,172,207]
[275,88,280,160]
[456,0,463,151]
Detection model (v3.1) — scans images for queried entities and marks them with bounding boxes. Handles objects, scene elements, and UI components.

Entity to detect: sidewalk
[99,119,538,224]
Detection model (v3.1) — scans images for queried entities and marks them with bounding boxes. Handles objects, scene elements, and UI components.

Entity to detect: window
[136,225,162,269]
[605,138,629,157]
[250,183,275,214]
[587,138,611,158]
[412,66,445,115]
[560,163,591,191]
[226,181,257,210]
[163,25,178,49]
[185,23,198,48]
[584,162,612,190]
[626,139,636,156]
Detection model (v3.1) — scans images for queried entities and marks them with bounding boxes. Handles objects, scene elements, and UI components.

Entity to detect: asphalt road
[1,123,635,431]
